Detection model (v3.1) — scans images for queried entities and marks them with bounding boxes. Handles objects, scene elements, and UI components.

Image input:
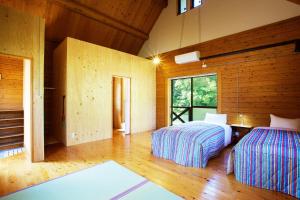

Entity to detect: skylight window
[178,0,203,15]
[178,0,187,14]
[192,0,202,8]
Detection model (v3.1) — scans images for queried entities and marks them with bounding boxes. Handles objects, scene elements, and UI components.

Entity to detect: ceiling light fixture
[152,56,161,65]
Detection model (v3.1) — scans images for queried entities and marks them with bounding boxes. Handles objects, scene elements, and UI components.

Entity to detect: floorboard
[0,132,295,199]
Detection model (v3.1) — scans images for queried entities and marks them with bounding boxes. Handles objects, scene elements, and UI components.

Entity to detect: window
[178,0,187,14]
[191,0,202,8]
[178,0,203,14]
[171,74,217,125]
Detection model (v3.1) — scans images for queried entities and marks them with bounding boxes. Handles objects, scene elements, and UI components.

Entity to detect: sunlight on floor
[0,147,24,159]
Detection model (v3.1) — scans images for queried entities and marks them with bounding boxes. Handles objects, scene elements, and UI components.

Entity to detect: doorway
[112,76,131,135]
[0,54,31,158]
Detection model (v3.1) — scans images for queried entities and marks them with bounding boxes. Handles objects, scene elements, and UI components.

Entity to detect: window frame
[170,74,218,125]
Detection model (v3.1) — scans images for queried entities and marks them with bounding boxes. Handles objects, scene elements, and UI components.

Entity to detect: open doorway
[0,54,31,158]
[112,76,131,136]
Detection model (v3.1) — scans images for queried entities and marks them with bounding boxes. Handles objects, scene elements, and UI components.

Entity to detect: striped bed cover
[152,121,225,168]
[233,127,300,198]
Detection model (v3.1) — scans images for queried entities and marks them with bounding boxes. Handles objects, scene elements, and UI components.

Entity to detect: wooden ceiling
[287,0,300,5]
[0,0,167,54]
[0,0,297,54]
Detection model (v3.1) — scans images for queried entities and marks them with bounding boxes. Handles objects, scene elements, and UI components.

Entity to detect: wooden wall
[0,54,23,110]
[53,38,156,146]
[157,16,300,128]
[0,5,45,162]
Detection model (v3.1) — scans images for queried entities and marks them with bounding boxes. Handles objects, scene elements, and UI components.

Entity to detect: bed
[227,127,300,198]
[152,118,232,168]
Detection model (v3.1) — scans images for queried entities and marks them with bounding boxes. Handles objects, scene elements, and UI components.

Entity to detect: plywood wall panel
[0,6,45,161]
[53,38,156,146]
[156,16,300,128]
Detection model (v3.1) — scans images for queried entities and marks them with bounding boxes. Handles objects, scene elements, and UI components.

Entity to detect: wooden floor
[0,132,295,200]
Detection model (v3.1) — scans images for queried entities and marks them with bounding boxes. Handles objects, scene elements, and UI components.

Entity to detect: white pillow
[204,113,227,124]
[270,114,300,131]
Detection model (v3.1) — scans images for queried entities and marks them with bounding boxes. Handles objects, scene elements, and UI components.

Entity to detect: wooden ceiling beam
[50,0,148,40]
[286,0,300,5]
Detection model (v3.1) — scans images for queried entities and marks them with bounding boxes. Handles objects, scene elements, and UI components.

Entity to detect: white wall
[139,0,300,57]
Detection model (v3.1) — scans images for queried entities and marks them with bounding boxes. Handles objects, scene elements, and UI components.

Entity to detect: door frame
[0,54,33,160]
[112,75,131,134]
[23,58,33,160]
